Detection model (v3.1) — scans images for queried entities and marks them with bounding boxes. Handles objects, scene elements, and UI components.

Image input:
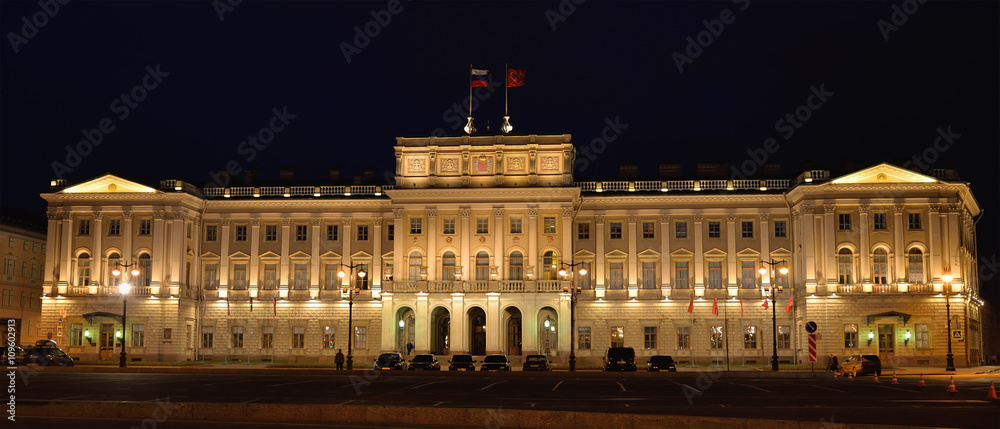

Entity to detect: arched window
[442,251,456,280]
[138,253,152,286]
[108,252,121,286]
[872,248,888,284]
[907,249,924,283]
[837,249,853,284]
[542,251,556,280]
[476,251,490,280]
[508,251,523,280]
[408,252,423,280]
[77,253,91,286]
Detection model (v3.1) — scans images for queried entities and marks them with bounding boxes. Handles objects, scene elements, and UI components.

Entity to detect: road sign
[952,330,965,341]
[808,333,817,362]
[805,321,817,333]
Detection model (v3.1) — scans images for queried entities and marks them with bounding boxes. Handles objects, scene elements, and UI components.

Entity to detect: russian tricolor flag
[471,68,488,87]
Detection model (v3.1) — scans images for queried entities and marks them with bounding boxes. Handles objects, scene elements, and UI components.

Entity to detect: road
[12,369,1000,428]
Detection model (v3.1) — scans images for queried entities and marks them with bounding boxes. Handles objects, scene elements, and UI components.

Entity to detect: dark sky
[2,1,997,302]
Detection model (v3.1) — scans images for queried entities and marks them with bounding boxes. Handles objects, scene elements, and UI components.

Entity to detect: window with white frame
[838,249,853,284]
[838,213,851,230]
[78,219,90,235]
[844,324,858,348]
[476,217,489,234]
[292,326,305,348]
[577,222,590,239]
[205,225,217,241]
[357,225,368,241]
[326,225,338,240]
[677,326,690,349]
[873,248,888,284]
[774,220,787,237]
[444,217,456,234]
[610,326,624,348]
[266,225,277,241]
[409,252,423,280]
[907,249,924,283]
[710,326,724,349]
[741,260,756,289]
[139,219,151,235]
[354,326,367,349]
[107,253,121,286]
[108,219,120,236]
[204,263,218,290]
[70,323,83,346]
[508,251,523,280]
[442,251,457,280]
[873,212,887,230]
[261,326,274,348]
[138,253,152,286]
[77,253,91,286]
[674,261,689,289]
[708,221,721,238]
[235,225,247,241]
[641,261,656,289]
[296,225,308,241]
[707,261,723,289]
[231,326,243,348]
[675,221,687,238]
[543,217,556,234]
[915,324,929,349]
[642,222,655,239]
[202,326,214,348]
[644,327,657,349]
[578,327,591,350]
[293,263,308,290]
[509,217,521,234]
[777,325,790,348]
[323,326,335,348]
[232,263,248,290]
[263,263,277,290]
[324,263,338,289]
[908,213,921,229]
[741,221,753,238]
[609,262,624,289]
[410,218,422,234]
[609,222,622,239]
[743,326,757,349]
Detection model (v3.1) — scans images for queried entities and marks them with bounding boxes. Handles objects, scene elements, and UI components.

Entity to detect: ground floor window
[644,326,657,349]
[710,326,724,349]
[677,326,690,349]
[292,326,305,348]
[915,324,929,349]
[777,325,790,349]
[132,324,145,347]
[324,326,335,349]
[261,326,273,348]
[610,326,624,348]
[70,323,83,346]
[355,326,367,349]
[743,326,757,349]
[844,324,858,348]
[578,327,591,350]
[202,326,214,348]
[232,326,244,348]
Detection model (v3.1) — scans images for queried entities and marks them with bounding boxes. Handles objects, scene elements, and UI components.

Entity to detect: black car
[408,354,440,370]
[603,347,637,371]
[5,346,28,366]
[448,354,476,371]
[522,354,552,371]
[480,354,511,371]
[646,355,677,372]
[840,354,882,376]
[373,352,406,370]
[24,346,74,366]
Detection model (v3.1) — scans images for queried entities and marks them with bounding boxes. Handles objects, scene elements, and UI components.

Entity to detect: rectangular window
[76,257,90,286]
[129,324,144,347]
[357,225,368,241]
[3,257,14,276]
[844,324,858,348]
[263,264,277,290]
[578,327,591,350]
[839,213,851,230]
[777,325,790,349]
[266,225,277,241]
[609,222,622,239]
[323,326,335,349]
[387,224,394,240]
[774,220,787,237]
[232,264,247,290]
[324,264,338,290]
[70,323,83,346]
[609,262,624,289]
[873,213,887,230]
[644,326,657,349]
[610,326,625,348]
[202,326,214,348]
[873,251,888,284]
[708,221,721,238]
[710,326,724,349]
[675,221,687,238]
[355,264,369,290]
[641,261,656,289]
[839,252,853,284]
[915,324,929,349]
[139,219,151,235]
[354,326,367,349]
[261,326,274,348]
[78,219,90,235]
[295,225,308,241]
[235,225,247,241]
[908,251,924,283]
[908,213,921,229]
[231,326,243,348]
[326,225,338,241]
[642,222,655,239]
[675,261,689,289]
[204,264,218,290]
[476,218,489,234]
[293,264,308,290]
[206,225,218,241]
[108,219,120,236]
[741,261,756,289]
[743,326,757,349]
[292,326,305,348]
[543,217,556,233]
[509,217,521,234]
[577,222,590,239]
[410,218,422,234]
[708,261,722,289]
[580,262,592,290]
[6,238,11,247]
[677,326,690,349]
[741,221,753,238]
[444,218,456,234]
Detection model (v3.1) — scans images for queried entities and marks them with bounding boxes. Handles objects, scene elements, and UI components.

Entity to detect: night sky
[1,1,997,303]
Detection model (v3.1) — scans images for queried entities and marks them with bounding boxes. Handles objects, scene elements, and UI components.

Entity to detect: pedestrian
[406,341,414,355]
[335,348,345,370]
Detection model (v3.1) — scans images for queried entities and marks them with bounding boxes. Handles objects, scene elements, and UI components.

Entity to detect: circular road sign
[805,321,817,333]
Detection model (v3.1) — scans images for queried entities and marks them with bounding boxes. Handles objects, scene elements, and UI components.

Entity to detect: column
[372,217,383,289]
[279,218,290,292]
[459,208,471,280]
[380,293,395,351]
[219,218,231,296]
[340,218,352,287]
[92,211,103,285]
[310,218,321,295]
[561,206,573,265]
[393,210,405,283]
[927,204,941,278]
[626,215,638,288]
[801,205,816,285]
[427,209,438,281]
[893,204,905,280]
[58,213,72,288]
[486,293,501,354]
[170,211,185,291]
[250,218,260,292]
[946,204,961,283]
[527,208,538,276]
[722,214,733,291]
[122,211,133,261]
[594,215,605,290]
[759,213,770,289]
[492,208,503,279]
[153,211,166,288]
[823,204,837,285]
[857,205,870,284]
[659,215,670,295]
[450,295,466,352]
[416,293,430,353]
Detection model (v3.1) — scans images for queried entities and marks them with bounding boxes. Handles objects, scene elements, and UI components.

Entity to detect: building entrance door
[878,324,895,364]
[99,323,115,360]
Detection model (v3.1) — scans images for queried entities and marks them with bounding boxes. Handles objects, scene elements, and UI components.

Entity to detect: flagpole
[468,64,473,121]
[504,62,508,116]
[724,295,730,371]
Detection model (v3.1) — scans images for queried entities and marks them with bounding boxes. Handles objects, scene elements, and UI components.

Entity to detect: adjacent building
[1,216,47,346]
[38,134,987,367]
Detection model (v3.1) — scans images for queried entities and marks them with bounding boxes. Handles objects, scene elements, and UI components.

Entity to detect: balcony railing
[464,281,490,292]
[837,284,863,294]
[536,280,563,292]
[908,283,933,293]
[429,281,454,292]
[97,286,151,296]
[872,284,897,294]
[500,281,524,292]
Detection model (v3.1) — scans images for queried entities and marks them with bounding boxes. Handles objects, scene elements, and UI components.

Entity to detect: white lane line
[729,382,772,393]
[334,400,355,406]
[270,380,315,387]
[672,382,701,394]
[552,380,564,392]
[480,380,508,391]
[809,384,848,393]
[433,401,445,407]
[530,403,536,408]
[242,398,258,403]
[616,381,627,392]
[409,380,448,389]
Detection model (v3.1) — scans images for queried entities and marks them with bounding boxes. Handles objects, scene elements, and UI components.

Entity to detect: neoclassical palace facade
[39,134,986,367]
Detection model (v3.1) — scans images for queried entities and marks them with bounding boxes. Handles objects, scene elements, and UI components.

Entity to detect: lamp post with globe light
[758,259,789,372]
[558,261,588,372]
[942,274,956,371]
[112,261,140,368]
[339,263,366,370]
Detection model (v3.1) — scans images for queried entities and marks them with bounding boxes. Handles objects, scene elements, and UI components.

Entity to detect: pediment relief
[830,163,937,185]
[61,174,159,194]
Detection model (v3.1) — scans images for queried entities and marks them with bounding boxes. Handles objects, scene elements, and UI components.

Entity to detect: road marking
[242,398,258,403]
[53,395,90,400]
[530,403,536,408]
[809,385,848,393]
[335,400,355,406]
[433,401,444,407]
[885,399,989,403]
[624,404,630,408]
[202,379,258,386]
[270,380,314,387]
[409,380,448,389]
[672,382,701,394]
[616,381,627,392]
[552,381,564,392]
[729,382,771,393]
[480,380,507,391]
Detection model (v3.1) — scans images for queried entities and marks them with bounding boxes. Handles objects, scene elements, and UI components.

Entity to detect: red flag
[739,296,744,318]
[177,297,182,316]
[507,69,525,88]
[471,68,488,87]
[786,290,794,313]
[687,292,694,313]
[250,296,253,313]
[762,299,769,310]
[711,293,719,316]
[273,296,277,316]
[226,294,230,315]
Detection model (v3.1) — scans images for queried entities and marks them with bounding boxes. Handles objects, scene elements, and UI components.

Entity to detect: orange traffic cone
[873,373,880,383]
[946,376,958,393]
[891,372,899,385]
[917,373,927,387]
[848,372,854,381]
[988,381,997,400]
[833,372,839,380]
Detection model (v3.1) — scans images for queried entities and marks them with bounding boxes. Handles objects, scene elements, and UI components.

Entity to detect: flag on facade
[250,296,253,312]
[273,296,278,316]
[226,294,230,315]
[201,292,206,316]
[786,290,794,313]
[687,292,694,313]
[471,68,489,87]
[711,293,719,316]
[177,297,182,316]
[762,299,769,310]
[507,68,525,87]
[739,296,744,318]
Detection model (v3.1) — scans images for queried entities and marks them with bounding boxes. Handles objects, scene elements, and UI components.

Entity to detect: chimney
[659,163,681,178]
[353,175,363,185]
[696,163,727,178]
[329,169,340,183]
[619,164,639,179]
[279,169,294,183]
[243,169,257,186]
[763,163,782,178]
[363,168,376,183]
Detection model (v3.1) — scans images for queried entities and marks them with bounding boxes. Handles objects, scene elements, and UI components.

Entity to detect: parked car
[840,354,881,376]
[522,354,552,371]
[5,346,28,366]
[408,354,440,370]
[448,354,477,371]
[373,352,406,370]
[24,346,74,366]
[480,354,511,371]
[646,355,677,372]
[603,347,637,371]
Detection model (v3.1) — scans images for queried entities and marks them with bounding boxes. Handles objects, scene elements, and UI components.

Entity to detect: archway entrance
[468,307,486,355]
[503,307,522,356]
[430,307,450,355]
[396,307,415,355]
[538,307,558,355]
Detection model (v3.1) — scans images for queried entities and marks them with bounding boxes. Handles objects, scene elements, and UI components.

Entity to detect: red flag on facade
[273,296,277,316]
[786,290,794,313]
[762,299,769,310]
[250,296,253,313]
[711,293,719,316]
[687,292,694,313]
[507,68,525,88]
[739,296,744,318]
[226,294,230,316]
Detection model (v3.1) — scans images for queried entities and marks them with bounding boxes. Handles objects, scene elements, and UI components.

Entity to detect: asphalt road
[13,370,1000,428]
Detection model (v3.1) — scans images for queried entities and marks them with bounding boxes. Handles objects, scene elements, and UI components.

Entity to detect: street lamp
[942,274,956,371]
[758,259,789,372]
[558,261,588,372]
[339,263,366,370]
[112,261,140,368]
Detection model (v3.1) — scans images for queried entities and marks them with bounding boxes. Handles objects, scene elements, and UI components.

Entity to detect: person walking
[406,341,414,355]
[335,349,345,370]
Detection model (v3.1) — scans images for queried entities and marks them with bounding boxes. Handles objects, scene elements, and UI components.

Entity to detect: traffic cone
[946,376,958,393]
[987,381,997,400]
[917,373,927,387]
[833,372,838,380]
[848,372,854,381]
[873,373,880,383]
[891,372,899,385]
